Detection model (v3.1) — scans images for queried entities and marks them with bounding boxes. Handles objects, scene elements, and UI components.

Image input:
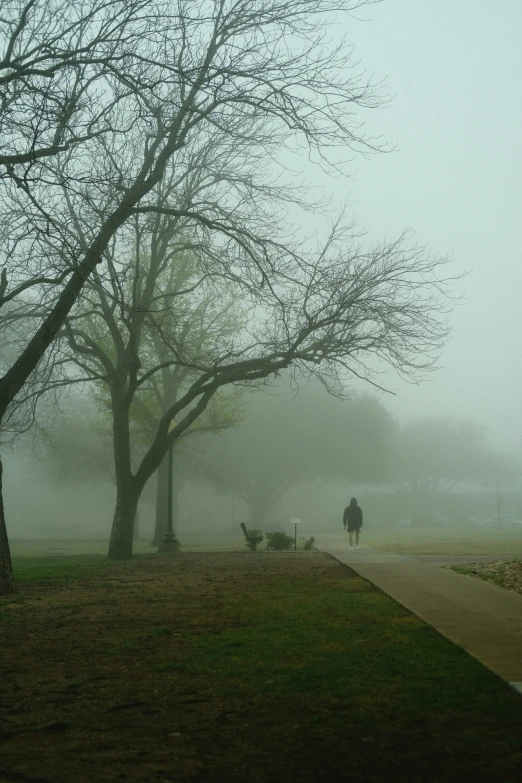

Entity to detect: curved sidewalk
[316,536,522,692]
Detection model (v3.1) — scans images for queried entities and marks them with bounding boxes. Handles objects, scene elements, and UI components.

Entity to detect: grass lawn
[1,551,522,782]
[360,525,522,555]
[11,524,522,561]
[7,534,246,559]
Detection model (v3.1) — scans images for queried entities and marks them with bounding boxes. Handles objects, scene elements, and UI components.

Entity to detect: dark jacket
[343,504,363,529]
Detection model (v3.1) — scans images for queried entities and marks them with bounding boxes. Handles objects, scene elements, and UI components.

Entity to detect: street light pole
[291,518,301,551]
[159,423,180,552]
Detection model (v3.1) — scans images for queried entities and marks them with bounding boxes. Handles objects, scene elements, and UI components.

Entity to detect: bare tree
[64,203,452,560]
[66,218,245,549]
[0,0,155,166]
[55,117,453,561]
[0,0,161,592]
[1,0,383,417]
[60,197,247,557]
[0,0,439,589]
[0,0,386,591]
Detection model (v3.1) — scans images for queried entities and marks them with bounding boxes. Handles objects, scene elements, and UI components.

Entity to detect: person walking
[343,497,363,550]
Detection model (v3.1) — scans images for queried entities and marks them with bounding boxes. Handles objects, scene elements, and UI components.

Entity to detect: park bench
[239,522,264,551]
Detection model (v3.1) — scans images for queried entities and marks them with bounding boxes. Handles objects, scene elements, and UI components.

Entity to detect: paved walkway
[315,535,522,692]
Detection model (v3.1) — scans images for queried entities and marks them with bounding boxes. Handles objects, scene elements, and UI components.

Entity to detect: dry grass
[450,559,522,595]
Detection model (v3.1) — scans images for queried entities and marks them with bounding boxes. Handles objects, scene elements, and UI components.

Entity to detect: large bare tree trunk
[108,404,139,560]
[108,480,139,560]
[0,457,15,595]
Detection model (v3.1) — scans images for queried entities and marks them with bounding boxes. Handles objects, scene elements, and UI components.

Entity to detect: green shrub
[265,531,294,551]
[303,536,316,551]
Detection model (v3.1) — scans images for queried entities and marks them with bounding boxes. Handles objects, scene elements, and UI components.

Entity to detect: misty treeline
[36,382,520,535]
[0,0,457,593]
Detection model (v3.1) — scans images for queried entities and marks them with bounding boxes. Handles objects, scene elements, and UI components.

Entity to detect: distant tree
[195,382,393,527]
[391,416,520,496]
[39,413,115,488]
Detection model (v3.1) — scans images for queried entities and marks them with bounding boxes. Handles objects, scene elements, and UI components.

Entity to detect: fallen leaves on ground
[451,560,522,594]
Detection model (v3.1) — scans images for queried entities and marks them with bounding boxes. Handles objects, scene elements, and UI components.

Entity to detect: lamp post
[291,518,301,551]
[159,421,180,552]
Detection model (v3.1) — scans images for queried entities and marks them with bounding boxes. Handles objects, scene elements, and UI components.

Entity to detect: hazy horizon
[330,1,522,454]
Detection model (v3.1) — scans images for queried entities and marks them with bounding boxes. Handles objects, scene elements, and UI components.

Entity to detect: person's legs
[348,530,354,548]
[355,529,360,548]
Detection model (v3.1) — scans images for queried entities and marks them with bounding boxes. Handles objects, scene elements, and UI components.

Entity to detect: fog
[4,376,520,542]
[1,0,521,548]
[334,0,522,454]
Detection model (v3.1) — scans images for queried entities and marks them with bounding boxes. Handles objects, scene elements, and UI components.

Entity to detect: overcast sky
[323,0,522,453]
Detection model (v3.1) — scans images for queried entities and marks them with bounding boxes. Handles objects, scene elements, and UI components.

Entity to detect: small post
[291,518,301,551]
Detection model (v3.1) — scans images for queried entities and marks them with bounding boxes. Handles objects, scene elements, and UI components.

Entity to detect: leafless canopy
[0,0,460,574]
[0,0,388,424]
[0,0,455,466]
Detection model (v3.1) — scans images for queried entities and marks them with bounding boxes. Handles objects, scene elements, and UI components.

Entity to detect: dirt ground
[2,551,522,783]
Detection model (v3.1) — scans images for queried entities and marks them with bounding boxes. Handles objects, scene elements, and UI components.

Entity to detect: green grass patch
[3,552,522,782]
[171,582,503,712]
[12,555,115,584]
[10,553,157,585]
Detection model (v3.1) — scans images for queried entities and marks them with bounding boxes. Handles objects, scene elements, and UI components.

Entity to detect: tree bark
[108,480,139,560]
[0,456,16,595]
[108,399,138,560]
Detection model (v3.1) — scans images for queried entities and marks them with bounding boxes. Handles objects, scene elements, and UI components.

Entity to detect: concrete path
[315,535,522,692]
